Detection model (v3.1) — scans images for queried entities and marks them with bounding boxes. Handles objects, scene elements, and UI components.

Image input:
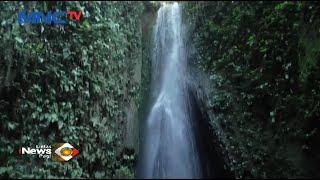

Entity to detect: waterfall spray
[137,3,202,178]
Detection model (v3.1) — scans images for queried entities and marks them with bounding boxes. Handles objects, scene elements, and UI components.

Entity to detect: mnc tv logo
[18,10,82,25]
[18,143,79,162]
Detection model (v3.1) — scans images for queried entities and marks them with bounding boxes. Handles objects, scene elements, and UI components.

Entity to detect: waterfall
[137,3,202,178]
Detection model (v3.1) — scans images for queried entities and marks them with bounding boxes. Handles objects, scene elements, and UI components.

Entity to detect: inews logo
[18,143,79,162]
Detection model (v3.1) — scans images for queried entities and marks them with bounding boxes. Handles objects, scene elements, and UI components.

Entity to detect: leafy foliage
[0,1,145,178]
[184,1,320,178]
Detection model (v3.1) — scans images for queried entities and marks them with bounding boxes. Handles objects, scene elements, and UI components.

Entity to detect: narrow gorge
[0,1,319,179]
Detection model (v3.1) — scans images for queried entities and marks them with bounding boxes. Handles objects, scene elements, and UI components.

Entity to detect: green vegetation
[0,1,146,178]
[1,1,319,179]
[184,1,320,178]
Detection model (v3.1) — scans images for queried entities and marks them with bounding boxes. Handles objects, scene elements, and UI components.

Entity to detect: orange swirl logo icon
[52,143,79,161]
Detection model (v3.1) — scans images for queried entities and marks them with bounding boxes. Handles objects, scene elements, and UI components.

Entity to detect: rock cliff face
[183,2,320,178]
[1,1,320,179]
[0,1,149,178]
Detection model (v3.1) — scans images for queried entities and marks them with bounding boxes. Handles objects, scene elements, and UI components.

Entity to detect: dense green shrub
[0,1,144,178]
[184,1,320,178]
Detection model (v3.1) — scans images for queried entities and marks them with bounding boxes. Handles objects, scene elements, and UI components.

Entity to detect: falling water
[138,3,202,178]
